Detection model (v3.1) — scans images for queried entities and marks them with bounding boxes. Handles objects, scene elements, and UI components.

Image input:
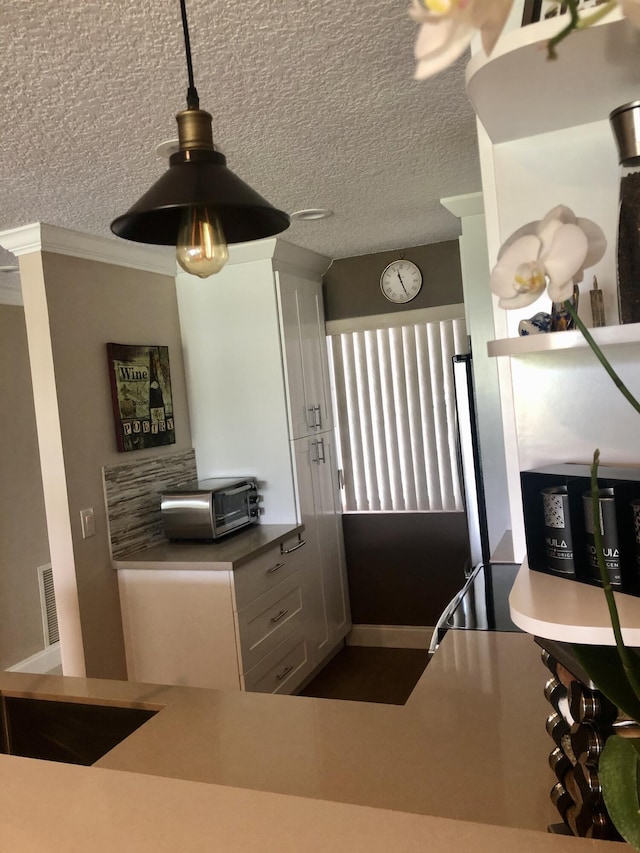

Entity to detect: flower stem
[591,451,640,703]
[564,300,640,418]
[547,0,580,59]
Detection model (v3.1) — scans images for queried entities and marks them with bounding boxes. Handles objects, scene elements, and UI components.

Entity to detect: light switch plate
[80,508,95,539]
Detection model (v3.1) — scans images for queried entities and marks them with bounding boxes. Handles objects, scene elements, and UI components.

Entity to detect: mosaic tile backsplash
[103,449,197,559]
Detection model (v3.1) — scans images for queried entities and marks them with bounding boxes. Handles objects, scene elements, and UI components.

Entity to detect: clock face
[380,260,423,304]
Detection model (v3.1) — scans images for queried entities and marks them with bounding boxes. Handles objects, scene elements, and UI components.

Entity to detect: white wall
[175,258,297,524]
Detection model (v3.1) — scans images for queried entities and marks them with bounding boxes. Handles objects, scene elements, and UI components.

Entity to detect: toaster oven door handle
[223,483,256,497]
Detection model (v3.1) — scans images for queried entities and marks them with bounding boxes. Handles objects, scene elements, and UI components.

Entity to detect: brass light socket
[176,109,215,151]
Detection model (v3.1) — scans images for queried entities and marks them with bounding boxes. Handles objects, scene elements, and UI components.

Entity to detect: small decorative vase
[518,312,551,336]
[609,101,640,324]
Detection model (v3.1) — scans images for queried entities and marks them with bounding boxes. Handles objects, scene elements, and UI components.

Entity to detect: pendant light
[110,0,290,278]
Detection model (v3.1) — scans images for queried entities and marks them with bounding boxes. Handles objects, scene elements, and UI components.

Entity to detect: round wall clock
[380,260,423,304]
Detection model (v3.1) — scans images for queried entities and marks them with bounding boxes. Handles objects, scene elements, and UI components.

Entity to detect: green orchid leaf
[600,735,640,850]
[571,644,640,722]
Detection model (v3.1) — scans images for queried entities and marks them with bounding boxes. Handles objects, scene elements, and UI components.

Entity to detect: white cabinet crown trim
[0,223,176,275]
[225,237,330,277]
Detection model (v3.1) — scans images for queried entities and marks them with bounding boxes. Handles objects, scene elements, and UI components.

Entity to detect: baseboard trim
[7,642,62,674]
[347,625,434,650]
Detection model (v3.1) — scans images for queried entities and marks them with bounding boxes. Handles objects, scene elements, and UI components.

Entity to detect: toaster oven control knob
[249,493,264,516]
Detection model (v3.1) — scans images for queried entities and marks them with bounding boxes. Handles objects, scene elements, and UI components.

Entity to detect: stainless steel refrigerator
[428,346,519,652]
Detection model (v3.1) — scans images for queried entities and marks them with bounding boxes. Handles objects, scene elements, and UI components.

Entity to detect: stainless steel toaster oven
[161,477,261,540]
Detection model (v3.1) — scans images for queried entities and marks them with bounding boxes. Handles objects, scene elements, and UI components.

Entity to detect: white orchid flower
[409,0,513,80]
[490,205,607,310]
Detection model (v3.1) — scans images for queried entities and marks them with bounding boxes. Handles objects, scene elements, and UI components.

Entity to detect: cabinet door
[292,434,351,662]
[277,271,334,439]
[291,437,329,660]
[312,433,351,648]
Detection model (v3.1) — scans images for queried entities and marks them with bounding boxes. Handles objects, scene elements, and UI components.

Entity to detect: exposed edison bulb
[176,206,229,278]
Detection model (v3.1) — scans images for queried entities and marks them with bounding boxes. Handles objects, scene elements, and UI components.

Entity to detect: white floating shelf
[466,11,640,144]
[487,322,640,357]
[509,560,640,645]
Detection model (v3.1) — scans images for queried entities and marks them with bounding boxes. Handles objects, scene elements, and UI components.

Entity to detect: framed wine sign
[106,343,176,452]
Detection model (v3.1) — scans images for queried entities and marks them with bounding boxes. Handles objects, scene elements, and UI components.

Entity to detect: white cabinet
[174,238,352,685]
[117,529,316,694]
[292,434,350,660]
[277,271,334,439]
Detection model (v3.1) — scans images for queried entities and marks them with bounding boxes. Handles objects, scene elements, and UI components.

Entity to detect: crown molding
[0,223,176,276]
[226,237,331,277]
[0,283,22,306]
[271,238,331,277]
[440,192,484,220]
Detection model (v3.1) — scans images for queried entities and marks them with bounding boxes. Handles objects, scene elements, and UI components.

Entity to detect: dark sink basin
[0,694,157,766]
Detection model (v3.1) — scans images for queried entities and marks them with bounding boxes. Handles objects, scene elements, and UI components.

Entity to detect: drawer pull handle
[271,608,289,623]
[276,665,294,681]
[280,538,306,554]
[267,562,285,574]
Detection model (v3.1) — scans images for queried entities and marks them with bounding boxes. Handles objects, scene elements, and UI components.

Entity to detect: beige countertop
[112,523,304,570]
[0,754,617,853]
[0,630,623,849]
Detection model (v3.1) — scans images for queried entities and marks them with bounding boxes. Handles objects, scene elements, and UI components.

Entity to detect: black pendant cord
[180,0,200,110]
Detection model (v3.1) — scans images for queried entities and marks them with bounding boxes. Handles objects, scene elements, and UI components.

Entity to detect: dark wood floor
[298,645,429,705]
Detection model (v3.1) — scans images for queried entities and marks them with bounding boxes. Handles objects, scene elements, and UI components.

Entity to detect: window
[328,314,467,513]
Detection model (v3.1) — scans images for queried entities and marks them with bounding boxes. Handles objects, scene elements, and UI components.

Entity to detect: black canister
[582,488,621,587]
[542,486,576,576]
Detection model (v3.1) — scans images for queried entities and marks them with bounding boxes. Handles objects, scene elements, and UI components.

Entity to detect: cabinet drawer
[243,629,313,694]
[233,533,307,611]
[236,571,307,673]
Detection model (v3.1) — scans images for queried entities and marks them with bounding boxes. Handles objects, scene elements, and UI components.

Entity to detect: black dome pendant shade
[110,136,290,246]
[110,0,289,248]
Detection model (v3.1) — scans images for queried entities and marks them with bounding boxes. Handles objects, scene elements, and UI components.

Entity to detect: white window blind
[328,316,468,513]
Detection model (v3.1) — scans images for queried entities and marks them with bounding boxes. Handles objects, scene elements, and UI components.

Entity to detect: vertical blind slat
[330,317,466,513]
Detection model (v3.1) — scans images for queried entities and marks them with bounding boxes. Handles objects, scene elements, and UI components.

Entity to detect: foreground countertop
[0,754,617,853]
[1,632,561,833]
[112,523,304,570]
[0,630,626,849]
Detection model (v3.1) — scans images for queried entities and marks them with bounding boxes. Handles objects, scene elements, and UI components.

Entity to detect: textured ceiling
[0,0,480,287]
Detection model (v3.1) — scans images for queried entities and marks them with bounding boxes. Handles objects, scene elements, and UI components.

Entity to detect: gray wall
[343,514,470,626]
[323,241,464,321]
[20,250,193,679]
[323,240,469,628]
[0,304,50,668]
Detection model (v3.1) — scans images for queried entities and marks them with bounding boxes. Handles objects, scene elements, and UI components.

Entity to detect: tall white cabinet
[175,238,351,686]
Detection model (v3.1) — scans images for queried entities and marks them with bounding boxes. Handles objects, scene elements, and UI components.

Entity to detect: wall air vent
[37,563,60,647]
